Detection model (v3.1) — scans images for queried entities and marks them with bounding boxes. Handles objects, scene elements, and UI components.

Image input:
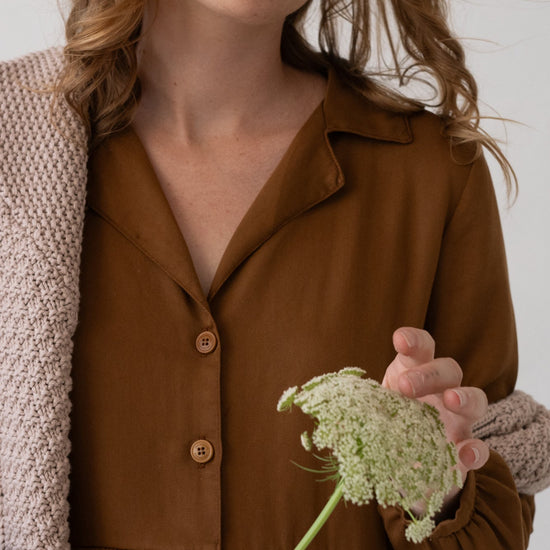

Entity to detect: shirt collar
[323,64,413,144]
[85,65,413,306]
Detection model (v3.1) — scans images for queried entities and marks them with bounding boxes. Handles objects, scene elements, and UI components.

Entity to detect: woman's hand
[382,327,490,520]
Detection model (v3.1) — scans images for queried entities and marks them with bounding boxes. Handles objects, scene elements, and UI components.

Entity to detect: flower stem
[294,479,344,550]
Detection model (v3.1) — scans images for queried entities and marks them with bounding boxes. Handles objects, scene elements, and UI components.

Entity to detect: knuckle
[435,357,463,385]
[447,358,463,384]
[419,329,435,350]
[457,387,489,420]
[476,440,491,465]
[472,387,489,415]
[481,440,490,457]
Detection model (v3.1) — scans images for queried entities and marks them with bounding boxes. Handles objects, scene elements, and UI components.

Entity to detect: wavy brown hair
[55,0,518,202]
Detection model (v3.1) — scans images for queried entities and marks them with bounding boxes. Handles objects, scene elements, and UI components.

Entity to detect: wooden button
[195,331,217,354]
[190,439,214,464]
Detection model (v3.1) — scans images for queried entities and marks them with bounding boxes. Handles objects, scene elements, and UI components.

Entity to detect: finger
[393,327,435,368]
[398,357,463,398]
[443,387,489,422]
[456,439,490,471]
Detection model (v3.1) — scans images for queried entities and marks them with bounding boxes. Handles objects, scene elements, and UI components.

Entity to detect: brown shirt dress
[67,64,535,550]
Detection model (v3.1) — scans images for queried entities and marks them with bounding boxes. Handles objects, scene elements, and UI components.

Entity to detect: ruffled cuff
[378,450,530,549]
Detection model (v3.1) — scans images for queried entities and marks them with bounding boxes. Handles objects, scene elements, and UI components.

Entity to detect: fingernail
[460,446,481,466]
[400,330,416,348]
[452,389,466,407]
[406,372,424,396]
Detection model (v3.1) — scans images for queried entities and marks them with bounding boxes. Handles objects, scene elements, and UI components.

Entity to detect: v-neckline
[86,73,345,308]
[127,96,326,300]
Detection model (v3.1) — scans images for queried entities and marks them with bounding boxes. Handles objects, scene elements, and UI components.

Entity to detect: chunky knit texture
[473,390,550,494]
[0,47,548,549]
[0,48,87,549]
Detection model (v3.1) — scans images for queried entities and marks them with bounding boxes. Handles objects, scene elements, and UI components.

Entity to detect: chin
[187,0,309,25]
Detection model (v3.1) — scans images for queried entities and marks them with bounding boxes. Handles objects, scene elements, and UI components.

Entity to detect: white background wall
[1,0,549,547]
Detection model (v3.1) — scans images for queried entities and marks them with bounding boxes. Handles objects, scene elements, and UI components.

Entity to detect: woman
[1,0,549,548]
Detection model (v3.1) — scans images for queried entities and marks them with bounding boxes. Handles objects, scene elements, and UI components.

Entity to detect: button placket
[192,326,218,468]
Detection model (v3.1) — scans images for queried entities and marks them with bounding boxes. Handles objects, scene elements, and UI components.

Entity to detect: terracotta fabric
[67,65,534,550]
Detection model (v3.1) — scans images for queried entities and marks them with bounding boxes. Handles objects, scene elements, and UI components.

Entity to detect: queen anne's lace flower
[278,367,462,545]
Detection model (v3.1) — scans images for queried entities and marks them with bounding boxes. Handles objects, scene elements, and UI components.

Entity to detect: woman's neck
[135,0,307,146]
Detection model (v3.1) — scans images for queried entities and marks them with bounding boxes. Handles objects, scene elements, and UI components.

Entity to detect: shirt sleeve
[377,151,536,549]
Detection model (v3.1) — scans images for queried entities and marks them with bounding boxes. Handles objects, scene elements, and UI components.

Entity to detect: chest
[143,137,293,296]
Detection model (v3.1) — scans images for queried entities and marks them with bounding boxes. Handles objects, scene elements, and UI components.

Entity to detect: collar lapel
[207,101,342,301]
[208,66,412,300]
[86,129,210,309]
[85,65,412,306]
[323,65,413,143]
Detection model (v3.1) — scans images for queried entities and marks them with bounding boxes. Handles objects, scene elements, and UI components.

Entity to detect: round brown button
[190,439,214,464]
[195,331,217,354]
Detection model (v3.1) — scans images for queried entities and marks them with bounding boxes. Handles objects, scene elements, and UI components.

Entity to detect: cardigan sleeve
[472,389,550,495]
[378,151,536,549]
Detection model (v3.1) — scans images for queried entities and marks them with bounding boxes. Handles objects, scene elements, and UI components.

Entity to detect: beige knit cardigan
[1,48,549,550]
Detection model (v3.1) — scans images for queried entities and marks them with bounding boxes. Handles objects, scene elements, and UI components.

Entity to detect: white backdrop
[1,0,549,547]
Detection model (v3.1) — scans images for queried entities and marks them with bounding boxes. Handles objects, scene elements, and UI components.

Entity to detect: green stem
[294,479,344,550]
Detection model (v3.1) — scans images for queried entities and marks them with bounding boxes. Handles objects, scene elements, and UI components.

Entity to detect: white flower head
[278,367,462,543]
[301,431,313,452]
[277,386,298,412]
